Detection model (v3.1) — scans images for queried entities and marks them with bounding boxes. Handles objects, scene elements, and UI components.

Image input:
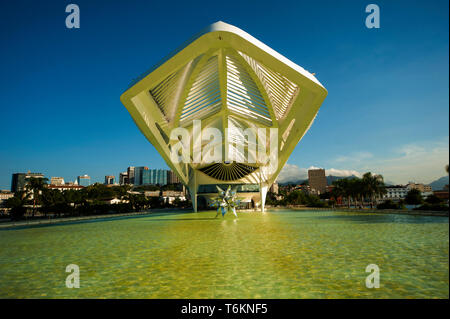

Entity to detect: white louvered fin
[149,63,189,123]
[226,55,272,127]
[239,51,299,120]
[180,55,222,126]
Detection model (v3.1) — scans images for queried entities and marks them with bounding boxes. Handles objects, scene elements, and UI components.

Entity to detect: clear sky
[0,0,448,189]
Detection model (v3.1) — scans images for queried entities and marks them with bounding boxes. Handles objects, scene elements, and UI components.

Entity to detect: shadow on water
[0,210,196,231]
[143,217,218,222]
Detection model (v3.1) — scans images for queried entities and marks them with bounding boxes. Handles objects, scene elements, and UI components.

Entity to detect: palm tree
[332,178,354,208]
[331,180,345,207]
[332,173,387,210]
[362,172,386,208]
[347,178,362,208]
[25,177,49,217]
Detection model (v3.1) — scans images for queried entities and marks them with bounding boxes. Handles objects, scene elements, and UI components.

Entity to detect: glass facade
[134,167,147,185]
[142,169,151,185]
[104,176,115,185]
[134,167,168,186]
[77,176,91,187]
[149,169,167,185]
[12,173,45,192]
[11,173,26,193]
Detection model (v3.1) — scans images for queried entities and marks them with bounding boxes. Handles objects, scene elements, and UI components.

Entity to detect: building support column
[188,169,198,212]
[190,187,198,212]
[260,183,268,212]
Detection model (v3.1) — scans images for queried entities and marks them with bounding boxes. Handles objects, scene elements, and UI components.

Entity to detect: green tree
[41,188,67,217]
[286,190,307,205]
[377,199,404,210]
[362,172,386,208]
[405,189,423,206]
[63,189,83,205]
[113,185,132,199]
[173,197,185,208]
[25,177,49,217]
[331,173,386,209]
[305,194,325,207]
[126,193,148,211]
[348,178,363,208]
[331,179,345,207]
[148,196,162,208]
[266,192,278,206]
[425,194,442,205]
[84,183,114,200]
[332,178,353,208]
[4,191,29,220]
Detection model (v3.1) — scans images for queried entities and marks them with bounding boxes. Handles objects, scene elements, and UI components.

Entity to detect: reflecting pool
[0,210,448,298]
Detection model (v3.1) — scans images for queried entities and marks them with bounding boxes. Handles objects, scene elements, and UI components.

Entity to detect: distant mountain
[429,176,449,190]
[279,179,307,186]
[279,175,359,186]
[326,175,359,184]
[384,180,396,186]
[278,175,401,187]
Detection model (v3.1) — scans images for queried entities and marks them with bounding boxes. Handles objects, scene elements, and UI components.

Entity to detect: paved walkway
[267,205,449,217]
[0,208,192,229]
[1,206,447,229]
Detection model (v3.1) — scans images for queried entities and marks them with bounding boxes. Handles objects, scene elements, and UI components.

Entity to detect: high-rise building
[11,172,45,193]
[50,177,65,186]
[142,169,151,185]
[269,182,279,194]
[119,172,129,185]
[308,169,327,194]
[11,173,26,193]
[150,169,167,185]
[133,166,149,186]
[133,167,169,186]
[77,175,91,187]
[105,175,115,185]
[127,166,135,185]
[167,170,181,184]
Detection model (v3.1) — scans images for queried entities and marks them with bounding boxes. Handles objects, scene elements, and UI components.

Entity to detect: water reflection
[0,209,447,298]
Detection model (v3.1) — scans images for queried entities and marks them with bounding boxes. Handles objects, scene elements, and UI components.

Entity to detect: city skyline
[0,0,448,189]
[4,166,183,189]
[4,163,447,192]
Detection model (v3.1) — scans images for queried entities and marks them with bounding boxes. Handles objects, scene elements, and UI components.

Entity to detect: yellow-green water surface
[0,210,448,298]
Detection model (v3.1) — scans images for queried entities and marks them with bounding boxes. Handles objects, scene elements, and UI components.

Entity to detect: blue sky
[0,0,448,189]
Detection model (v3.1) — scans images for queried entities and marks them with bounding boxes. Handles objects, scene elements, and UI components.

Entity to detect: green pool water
[0,210,448,298]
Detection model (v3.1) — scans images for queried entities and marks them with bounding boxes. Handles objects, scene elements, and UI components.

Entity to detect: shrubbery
[413,203,449,211]
[266,190,330,208]
[3,181,192,220]
[412,194,449,211]
[377,200,405,210]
